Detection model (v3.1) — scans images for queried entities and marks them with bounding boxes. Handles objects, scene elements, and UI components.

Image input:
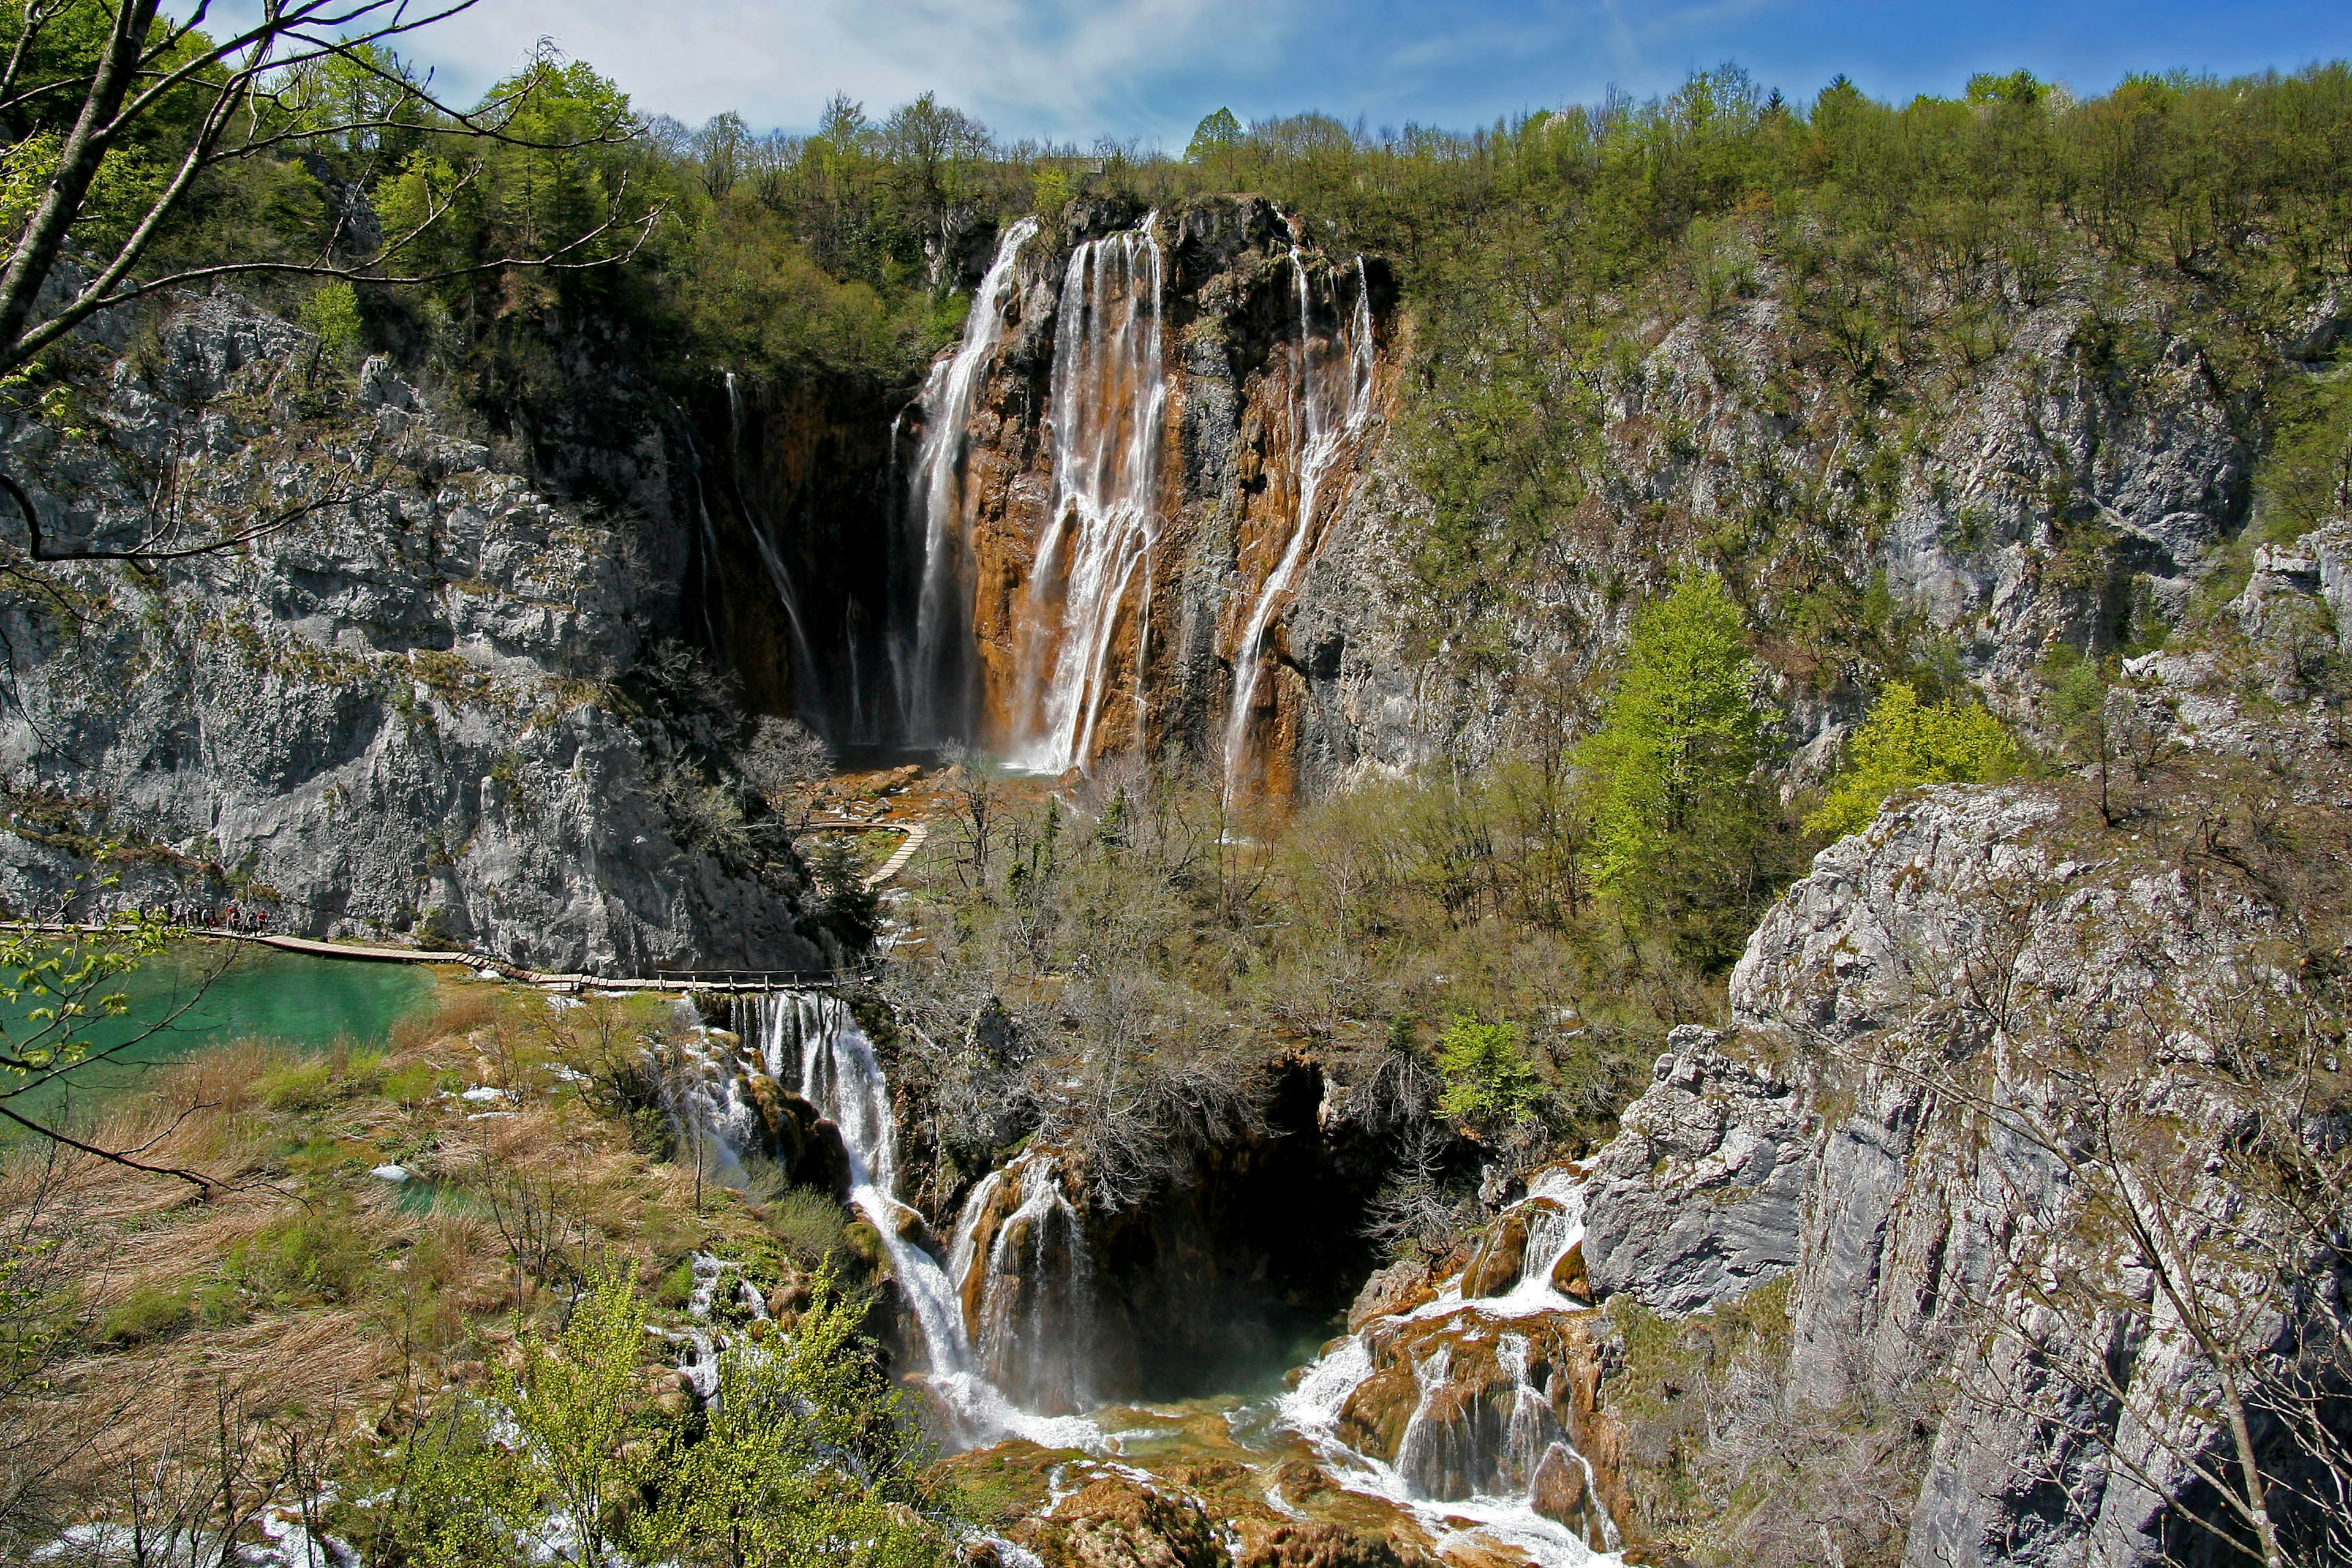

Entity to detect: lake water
[6,940,440,1118]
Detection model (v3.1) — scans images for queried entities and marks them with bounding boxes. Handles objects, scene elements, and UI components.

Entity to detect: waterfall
[695,993,1098,1452]
[731,995,973,1374]
[946,1152,1096,1415]
[720,371,826,725]
[1008,217,1167,775]
[1275,1172,1613,1566]
[1221,251,1377,799]
[908,218,1041,744]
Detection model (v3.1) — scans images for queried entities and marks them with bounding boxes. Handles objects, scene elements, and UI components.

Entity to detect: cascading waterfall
[907,218,1040,743]
[720,371,825,723]
[676,993,1096,1451]
[1221,251,1377,799]
[1008,216,1167,774]
[946,1152,1096,1415]
[1276,1174,1616,1566]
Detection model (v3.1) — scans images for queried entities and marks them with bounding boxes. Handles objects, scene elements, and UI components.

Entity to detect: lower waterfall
[1277,1171,1619,1565]
[698,993,1098,1450]
[669,997,1613,1563]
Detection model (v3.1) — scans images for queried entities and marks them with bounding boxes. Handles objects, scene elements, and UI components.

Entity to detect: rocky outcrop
[1578,771,2349,1568]
[1580,1025,1812,1313]
[0,290,823,974]
[1285,282,2256,795]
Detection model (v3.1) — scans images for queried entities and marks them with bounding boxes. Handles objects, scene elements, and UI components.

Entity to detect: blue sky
[385,0,2352,147]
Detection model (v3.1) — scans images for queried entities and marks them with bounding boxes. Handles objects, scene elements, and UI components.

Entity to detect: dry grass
[2,981,797,1538]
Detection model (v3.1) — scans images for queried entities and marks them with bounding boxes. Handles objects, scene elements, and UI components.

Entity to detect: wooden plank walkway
[862,822,929,889]
[2,820,936,989]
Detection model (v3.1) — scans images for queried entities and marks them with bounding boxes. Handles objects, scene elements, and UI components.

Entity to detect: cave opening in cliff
[1088,1060,1389,1403]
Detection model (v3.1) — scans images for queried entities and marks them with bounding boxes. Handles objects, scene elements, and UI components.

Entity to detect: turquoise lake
[5,940,440,1119]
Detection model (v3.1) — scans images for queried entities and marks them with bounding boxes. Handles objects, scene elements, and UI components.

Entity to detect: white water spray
[1008,217,1167,774]
[696,994,1099,1452]
[947,1152,1097,1415]
[1275,1173,1614,1566]
[1221,251,1376,798]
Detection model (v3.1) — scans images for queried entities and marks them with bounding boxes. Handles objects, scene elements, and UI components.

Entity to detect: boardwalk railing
[651,965,880,991]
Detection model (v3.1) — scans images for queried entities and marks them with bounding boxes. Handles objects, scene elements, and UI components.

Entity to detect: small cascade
[1275,1170,1616,1565]
[908,218,1041,743]
[1008,216,1167,774]
[946,1152,1096,1415]
[740,993,974,1380]
[1222,251,1378,799]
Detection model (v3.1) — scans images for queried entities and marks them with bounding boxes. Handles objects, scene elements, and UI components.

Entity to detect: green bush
[95,1281,193,1345]
[297,281,364,361]
[223,1202,374,1306]
[258,1058,336,1110]
[762,1182,854,1271]
[1435,1016,1542,1126]
[1806,681,2022,839]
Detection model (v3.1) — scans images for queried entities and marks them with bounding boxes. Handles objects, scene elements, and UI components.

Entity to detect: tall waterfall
[907,219,1040,743]
[944,1152,1096,1415]
[1221,251,1377,798]
[1008,217,1167,775]
[720,371,824,724]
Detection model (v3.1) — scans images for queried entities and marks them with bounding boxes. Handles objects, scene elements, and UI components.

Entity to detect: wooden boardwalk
[863,822,929,889]
[1,816,935,991]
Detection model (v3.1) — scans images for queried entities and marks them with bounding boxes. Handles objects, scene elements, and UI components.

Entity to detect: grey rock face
[1580,769,2342,1568]
[0,292,822,975]
[1581,1023,1814,1313]
[1283,287,2252,793]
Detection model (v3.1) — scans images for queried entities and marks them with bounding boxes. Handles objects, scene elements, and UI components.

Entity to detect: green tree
[642,1272,955,1567]
[1435,1016,1540,1126]
[1186,107,1243,164]
[1576,575,1763,876]
[1806,681,2022,839]
[492,1262,662,1566]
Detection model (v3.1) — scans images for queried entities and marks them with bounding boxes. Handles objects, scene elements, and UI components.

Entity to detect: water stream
[1273,1170,1618,1565]
[673,996,1612,1562]
[1221,250,1377,799]
[720,994,1097,1449]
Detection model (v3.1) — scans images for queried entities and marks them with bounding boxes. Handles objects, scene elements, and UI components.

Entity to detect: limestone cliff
[1576,712,2351,1566]
[0,288,824,975]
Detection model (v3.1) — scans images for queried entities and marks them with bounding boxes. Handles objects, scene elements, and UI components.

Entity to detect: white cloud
[394,0,1309,144]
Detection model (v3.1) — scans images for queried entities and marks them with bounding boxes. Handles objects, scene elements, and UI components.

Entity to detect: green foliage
[94,1280,193,1346]
[805,837,881,949]
[385,1398,530,1568]
[296,282,364,361]
[222,1201,374,1308]
[2256,366,2352,545]
[377,1265,956,1568]
[1434,1016,1541,1126]
[758,1182,854,1271]
[1576,575,1759,856]
[1806,682,2022,839]
[641,1271,957,1568]
[0,911,170,1107]
[491,1261,662,1564]
[1186,108,1244,164]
